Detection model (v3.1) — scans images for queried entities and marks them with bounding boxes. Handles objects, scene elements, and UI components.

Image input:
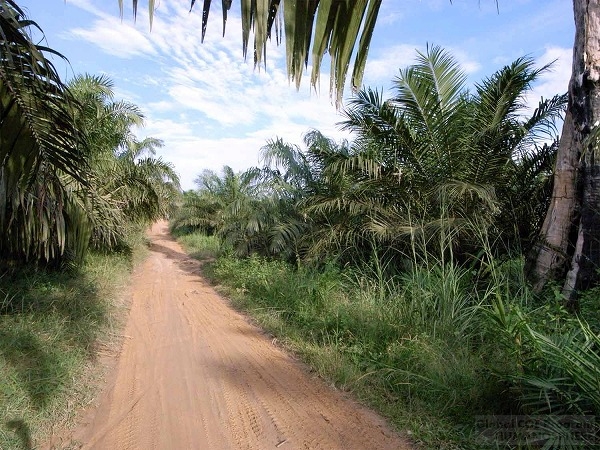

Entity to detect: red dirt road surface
[67,222,411,449]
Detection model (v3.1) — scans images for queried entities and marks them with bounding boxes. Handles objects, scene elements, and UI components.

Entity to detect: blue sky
[20,0,574,190]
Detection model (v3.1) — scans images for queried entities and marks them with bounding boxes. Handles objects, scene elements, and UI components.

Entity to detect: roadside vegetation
[0,249,140,449]
[173,47,600,448]
[1,4,179,447]
[2,0,599,448]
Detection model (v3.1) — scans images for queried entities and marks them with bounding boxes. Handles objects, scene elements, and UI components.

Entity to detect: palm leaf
[0,1,90,263]
[122,0,381,105]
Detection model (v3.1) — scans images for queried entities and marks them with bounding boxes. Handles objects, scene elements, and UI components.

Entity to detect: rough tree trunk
[530,0,600,302]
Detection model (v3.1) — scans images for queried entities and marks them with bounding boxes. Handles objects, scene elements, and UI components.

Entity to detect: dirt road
[68,222,410,449]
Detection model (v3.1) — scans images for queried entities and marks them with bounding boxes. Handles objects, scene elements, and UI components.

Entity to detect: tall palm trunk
[531,0,600,302]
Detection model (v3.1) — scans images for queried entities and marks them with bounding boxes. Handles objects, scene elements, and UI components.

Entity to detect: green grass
[0,249,137,449]
[179,230,600,448]
[177,232,220,260]
[179,231,503,448]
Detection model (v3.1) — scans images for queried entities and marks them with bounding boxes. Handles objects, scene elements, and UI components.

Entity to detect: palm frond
[123,0,381,106]
[0,1,91,263]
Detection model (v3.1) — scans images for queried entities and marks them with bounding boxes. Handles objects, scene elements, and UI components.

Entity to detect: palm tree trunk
[530,0,600,302]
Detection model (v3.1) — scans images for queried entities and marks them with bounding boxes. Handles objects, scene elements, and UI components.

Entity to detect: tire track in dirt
[61,222,411,450]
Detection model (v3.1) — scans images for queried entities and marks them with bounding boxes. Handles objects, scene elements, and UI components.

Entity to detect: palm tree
[1,0,89,264]
[258,131,352,260]
[174,166,274,256]
[68,73,181,250]
[1,3,180,264]
[311,47,566,262]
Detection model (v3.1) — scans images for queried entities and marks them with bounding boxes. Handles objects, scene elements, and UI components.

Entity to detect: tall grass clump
[483,288,600,447]
[178,232,221,260]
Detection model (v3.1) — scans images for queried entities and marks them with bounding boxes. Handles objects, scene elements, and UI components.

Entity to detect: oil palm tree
[117,138,181,223]
[258,131,351,260]
[175,166,274,255]
[311,46,566,261]
[68,73,180,250]
[1,0,88,264]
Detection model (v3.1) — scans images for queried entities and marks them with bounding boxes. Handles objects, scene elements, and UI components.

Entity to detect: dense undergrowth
[170,46,600,449]
[0,241,144,449]
[179,232,600,449]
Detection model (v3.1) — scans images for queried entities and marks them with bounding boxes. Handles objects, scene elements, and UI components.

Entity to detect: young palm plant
[260,130,359,262]
[174,166,275,256]
[333,46,566,262]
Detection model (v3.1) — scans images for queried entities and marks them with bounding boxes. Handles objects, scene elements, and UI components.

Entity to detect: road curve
[68,222,411,450]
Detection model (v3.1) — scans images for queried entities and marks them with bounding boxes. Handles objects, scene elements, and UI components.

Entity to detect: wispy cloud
[62,0,572,190]
[532,46,571,99]
[69,17,156,58]
[64,1,349,189]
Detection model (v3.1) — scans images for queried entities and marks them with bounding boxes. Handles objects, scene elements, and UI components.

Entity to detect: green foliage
[172,48,587,448]
[68,74,181,252]
[1,4,180,266]
[172,166,282,257]
[0,249,133,449]
[179,219,600,448]
[334,46,565,260]
[176,48,565,269]
[177,231,221,260]
[195,245,497,447]
[0,1,89,264]
[484,295,600,447]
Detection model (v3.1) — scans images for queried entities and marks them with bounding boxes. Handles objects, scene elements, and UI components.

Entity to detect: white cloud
[363,44,417,86]
[62,1,570,191]
[70,22,156,58]
[66,3,157,59]
[64,1,349,190]
[525,46,571,119]
[449,48,482,75]
[533,46,571,99]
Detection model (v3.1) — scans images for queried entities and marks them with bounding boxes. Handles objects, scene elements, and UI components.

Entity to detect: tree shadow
[5,419,33,449]
[0,266,108,408]
[0,327,70,409]
[148,241,213,279]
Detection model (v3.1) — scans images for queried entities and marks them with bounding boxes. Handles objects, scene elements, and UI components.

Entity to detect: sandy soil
[63,222,411,450]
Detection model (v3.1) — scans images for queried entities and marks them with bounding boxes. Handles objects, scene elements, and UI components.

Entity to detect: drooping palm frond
[340,87,399,144]
[123,0,382,106]
[519,93,568,155]
[123,136,164,159]
[261,138,313,192]
[0,1,90,263]
[0,1,85,186]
